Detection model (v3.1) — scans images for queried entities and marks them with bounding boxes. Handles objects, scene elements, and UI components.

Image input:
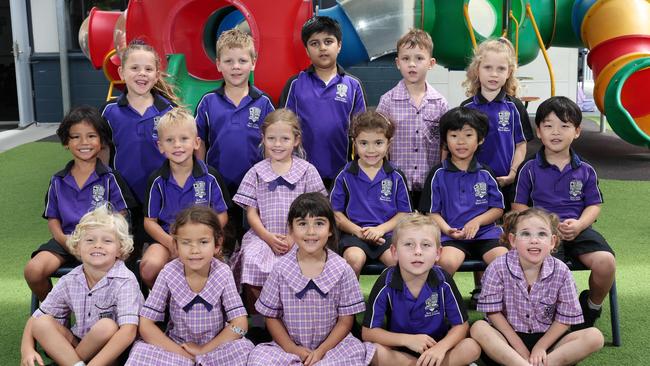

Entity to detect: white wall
[30,0,59,53]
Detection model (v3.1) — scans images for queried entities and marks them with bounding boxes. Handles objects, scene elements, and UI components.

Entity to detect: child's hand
[265,233,290,255]
[447,228,465,240]
[20,348,44,366]
[291,346,312,362]
[181,342,203,357]
[404,334,436,354]
[304,347,326,366]
[529,345,547,366]
[361,227,386,244]
[558,219,582,241]
[417,344,447,366]
[462,219,481,239]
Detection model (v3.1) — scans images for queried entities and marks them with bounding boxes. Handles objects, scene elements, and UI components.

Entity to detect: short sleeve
[362,270,390,329]
[375,93,391,117]
[33,276,71,326]
[304,164,327,195]
[329,171,348,212]
[107,173,130,212]
[144,175,163,219]
[219,268,248,321]
[486,172,505,209]
[512,97,535,142]
[255,267,283,318]
[351,79,367,117]
[395,170,412,212]
[112,170,138,210]
[232,167,259,208]
[476,261,504,314]
[140,268,170,321]
[418,168,436,213]
[440,269,468,325]
[582,164,604,206]
[208,167,231,212]
[115,277,144,326]
[279,76,298,109]
[337,265,366,316]
[427,170,443,214]
[554,268,584,325]
[43,177,60,219]
[513,161,534,205]
[195,94,210,142]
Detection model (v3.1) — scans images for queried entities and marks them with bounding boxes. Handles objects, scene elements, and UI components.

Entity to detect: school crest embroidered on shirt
[497,110,511,131]
[247,107,261,128]
[152,116,161,139]
[335,83,348,102]
[193,181,207,203]
[380,179,392,202]
[569,179,583,201]
[424,292,440,317]
[474,182,488,204]
[542,303,556,321]
[91,185,105,203]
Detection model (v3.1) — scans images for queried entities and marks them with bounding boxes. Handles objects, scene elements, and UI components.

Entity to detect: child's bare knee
[469,319,489,339]
[584,328,604,351]
[24,259,48,283]
[457,338,481,362]
[139,260,162,285]
[91,318,119,340]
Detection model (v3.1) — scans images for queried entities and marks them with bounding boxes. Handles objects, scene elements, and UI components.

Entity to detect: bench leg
[609,280,621,346]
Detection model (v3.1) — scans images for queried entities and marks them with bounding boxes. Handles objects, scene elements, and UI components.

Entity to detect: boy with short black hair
[376,28,448,205]
[280,15,366,186]
[140,108,231,288]
[419,107,508,277]
[512,96,616,329]
[362,213,480,366]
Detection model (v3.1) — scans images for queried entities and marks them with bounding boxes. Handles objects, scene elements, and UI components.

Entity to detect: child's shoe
[574,289,602,330]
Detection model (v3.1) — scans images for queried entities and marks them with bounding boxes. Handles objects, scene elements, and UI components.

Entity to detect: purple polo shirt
[145,158,231,233]
[195,85,275,193]
[419,158,504,242]
[461,89,533,177]
[477,250,583,332]
[514,148,603,221]
[330,160,411,230]
[33,260,143,338]
[101,93,175,203]
[363,265,467,341]
[43,160,134,234]
[280,65,366,179]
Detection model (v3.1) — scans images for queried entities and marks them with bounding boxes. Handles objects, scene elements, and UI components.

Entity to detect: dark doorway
[0,0,19,123]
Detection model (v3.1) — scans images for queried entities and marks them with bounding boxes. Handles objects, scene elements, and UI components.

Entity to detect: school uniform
[34,160,135,266]
[376,80,449,193]
[194,84,275,193]
[230,158,326,287]
[514,147,614,259]
[32,260,143,338]
[461,89,534,178]
[363,265,467,342]
[126,258,253,366]
[280,65,366,181]
[419,158,505,258]
[101,92,175,203]
[248,246,375,365]
[330,160,411,259]
[477,250,583,350]
[144,158,230,233]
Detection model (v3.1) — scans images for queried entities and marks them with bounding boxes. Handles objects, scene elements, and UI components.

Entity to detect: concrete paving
[0,123,59,153]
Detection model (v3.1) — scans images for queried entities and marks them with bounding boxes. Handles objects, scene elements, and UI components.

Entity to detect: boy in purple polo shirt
[279,16,366,186]
[21,205,143,366]
[140,108,230,288]
[376,29,448,205]
[25,106,135,302]
[362,213,480,366]
[419,107,508,276]
[513,96,616,329]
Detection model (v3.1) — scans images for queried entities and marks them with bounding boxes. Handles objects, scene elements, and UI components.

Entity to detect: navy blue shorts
[555,227,614,262]
[340,233,392,260]
[442,239,505,260]
[32,238,81,267]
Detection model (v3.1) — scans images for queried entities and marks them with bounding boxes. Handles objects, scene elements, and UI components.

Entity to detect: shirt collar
[505,249,556,282]
[388,265,441,290]
[442,157,481,173]
[536,147,582,169]
[256,158,309,185]
[117,91,172,111]
[54,159,111,178]
[159,157,206,180]
[169,258,224,311]
[72,260,132,290]
[284,246,344,298]
[305,64,347,76]
[214,83,263,100]
[474,88,507,105]
[392,80,445,101]
[345,159,395,175]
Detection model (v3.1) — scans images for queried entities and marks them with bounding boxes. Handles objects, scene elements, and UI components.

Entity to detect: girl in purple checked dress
[126,206,253,366]
[248,193,375,366]
[230,109,326,316]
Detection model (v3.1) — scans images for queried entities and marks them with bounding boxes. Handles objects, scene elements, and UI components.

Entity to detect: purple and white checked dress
[231,158,326,287]
[249,247,376,365]
[477,250,584,333]
[33,260,143,338]
[126,258,253,366]
[376,80,448,191]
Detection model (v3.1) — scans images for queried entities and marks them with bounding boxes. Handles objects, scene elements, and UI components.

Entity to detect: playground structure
[79,0,650,148]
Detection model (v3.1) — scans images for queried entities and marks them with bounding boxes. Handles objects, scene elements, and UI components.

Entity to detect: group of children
[20,14,614,366]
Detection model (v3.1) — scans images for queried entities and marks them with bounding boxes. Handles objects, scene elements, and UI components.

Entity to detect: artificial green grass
[1,141,647,364]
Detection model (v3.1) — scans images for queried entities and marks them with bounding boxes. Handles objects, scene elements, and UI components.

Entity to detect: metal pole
[503,0,511,36]
[56,0,71,115]
[9,0,35,126]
